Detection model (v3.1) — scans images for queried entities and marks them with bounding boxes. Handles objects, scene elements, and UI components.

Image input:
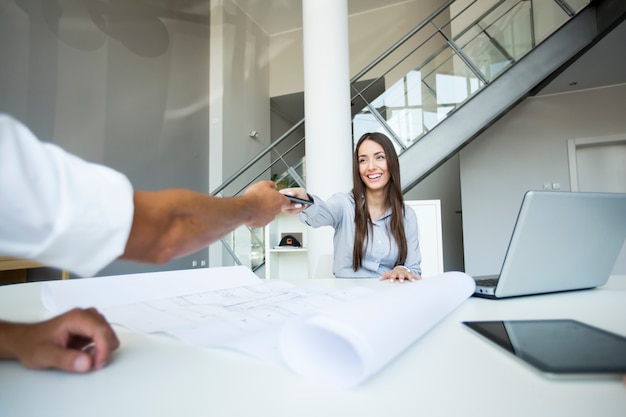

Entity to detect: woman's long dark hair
[352,132,407,271]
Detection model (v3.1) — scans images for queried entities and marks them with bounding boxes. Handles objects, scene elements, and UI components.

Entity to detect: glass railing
[351,0,590,151]
[213,0,591,273]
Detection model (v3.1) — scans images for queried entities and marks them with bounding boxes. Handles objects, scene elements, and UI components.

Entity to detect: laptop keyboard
[475,277,499,287]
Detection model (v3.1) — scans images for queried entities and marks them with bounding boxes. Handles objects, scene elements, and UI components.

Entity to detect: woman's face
[357,139,389,192]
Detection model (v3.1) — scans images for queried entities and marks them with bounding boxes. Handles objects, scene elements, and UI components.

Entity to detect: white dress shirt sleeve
[0,114,134,277]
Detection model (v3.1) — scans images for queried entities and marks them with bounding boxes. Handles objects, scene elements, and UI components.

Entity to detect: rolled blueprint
[279,271,475,388]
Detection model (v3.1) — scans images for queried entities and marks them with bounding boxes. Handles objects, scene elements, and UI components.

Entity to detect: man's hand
[280,187,311,215]
[1,308,120,373]
[242,181,291,227]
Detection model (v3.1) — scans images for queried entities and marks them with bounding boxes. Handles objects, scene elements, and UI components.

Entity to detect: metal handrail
[210,118,304,196]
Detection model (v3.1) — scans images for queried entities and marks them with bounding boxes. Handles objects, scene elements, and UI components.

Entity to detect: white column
[302,0,353,278]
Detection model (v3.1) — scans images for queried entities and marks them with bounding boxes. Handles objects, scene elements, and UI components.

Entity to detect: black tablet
[463,319,626,379]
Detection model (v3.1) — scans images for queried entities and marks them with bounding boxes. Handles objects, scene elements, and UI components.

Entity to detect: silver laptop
[473,191,626,299]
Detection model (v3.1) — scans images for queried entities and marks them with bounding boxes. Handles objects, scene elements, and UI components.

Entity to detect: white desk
[1,275,625,416]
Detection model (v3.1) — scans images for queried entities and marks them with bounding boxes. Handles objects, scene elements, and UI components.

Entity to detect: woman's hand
[380,266,421,283]
[280,187,312,215]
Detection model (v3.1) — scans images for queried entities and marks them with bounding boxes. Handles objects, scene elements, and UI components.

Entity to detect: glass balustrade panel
[420,46,484,121]
[532,0,574,43]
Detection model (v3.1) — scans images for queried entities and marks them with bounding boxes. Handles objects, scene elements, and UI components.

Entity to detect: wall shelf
[269,247,308,253]
[264,213,309,279]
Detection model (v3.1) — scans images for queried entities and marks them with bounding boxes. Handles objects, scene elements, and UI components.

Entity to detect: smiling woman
[280,132,422,282]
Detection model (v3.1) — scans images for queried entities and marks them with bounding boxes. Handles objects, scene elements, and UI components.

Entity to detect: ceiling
[230,0,410,36]
[232,0,626,97]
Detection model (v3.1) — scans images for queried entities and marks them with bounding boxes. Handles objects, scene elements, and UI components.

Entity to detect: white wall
[0,1,270,276]
[460,84,626,276]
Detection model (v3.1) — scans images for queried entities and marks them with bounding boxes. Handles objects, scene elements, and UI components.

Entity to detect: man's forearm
[120,181,287,265]
[0,321,24,359]
[120,190,255,264]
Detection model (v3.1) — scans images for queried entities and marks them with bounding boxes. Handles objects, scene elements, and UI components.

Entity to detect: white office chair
[405,200,444,278]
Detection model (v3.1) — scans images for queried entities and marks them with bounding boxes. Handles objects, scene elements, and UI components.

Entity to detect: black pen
[285,195,314,206]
